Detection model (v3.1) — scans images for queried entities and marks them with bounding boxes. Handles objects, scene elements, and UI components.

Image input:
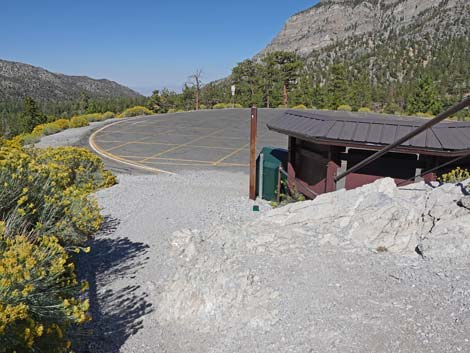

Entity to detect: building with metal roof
[267,110,470,198]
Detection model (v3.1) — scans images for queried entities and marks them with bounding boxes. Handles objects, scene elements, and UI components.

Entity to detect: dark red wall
[287,137,439,199]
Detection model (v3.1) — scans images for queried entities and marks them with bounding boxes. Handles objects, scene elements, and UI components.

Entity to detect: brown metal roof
[267,110,470,156]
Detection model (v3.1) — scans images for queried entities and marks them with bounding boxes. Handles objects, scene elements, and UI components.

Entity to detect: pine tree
[262,51,302,106]
[232,60,262,107]
[79,91,90,114]
[325,64,349,109]
[406,74,443,115]
[22,97,46,133]
[147,90,163,113]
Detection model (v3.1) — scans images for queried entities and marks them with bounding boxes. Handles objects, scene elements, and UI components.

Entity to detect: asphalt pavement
[89,109,288,174]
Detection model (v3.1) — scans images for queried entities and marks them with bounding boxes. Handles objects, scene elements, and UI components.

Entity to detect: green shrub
[42,123,63,136]
[213,103,227,109]
[292,104,308,110]
[414,112,435,118]
[199,104,207,110]
[24,119,71,141]
[337,105,352,112]
[177,109,185,112]
[19,133,41,145]
[69,116,89,128]
[81,113,103,122]
[383,102,402,115]
[271,178,306,208]
[358,107,372,113]
[215,103,243,109]
[277,104,288,109]
[102,111,115,120]
[167,108,177,113]
[118,106,153,118]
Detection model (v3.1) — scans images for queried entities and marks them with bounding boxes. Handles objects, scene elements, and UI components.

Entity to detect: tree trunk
[283,82,288,106]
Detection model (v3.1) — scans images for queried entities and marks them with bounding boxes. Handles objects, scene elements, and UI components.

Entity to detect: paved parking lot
[89,109,287,174]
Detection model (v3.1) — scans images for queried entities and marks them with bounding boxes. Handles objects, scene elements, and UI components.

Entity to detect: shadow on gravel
[77,216,153,353]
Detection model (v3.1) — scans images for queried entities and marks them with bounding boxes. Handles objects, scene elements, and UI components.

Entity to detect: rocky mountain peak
[259,0,469,57]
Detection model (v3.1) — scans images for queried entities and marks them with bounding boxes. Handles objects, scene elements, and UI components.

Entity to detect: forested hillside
[0,59,141,102]
[0,60,145,136]
[152,0,469,118]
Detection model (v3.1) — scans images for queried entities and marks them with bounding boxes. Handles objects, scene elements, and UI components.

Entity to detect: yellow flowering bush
[0,145,115,244]
[35,147,116,192]
[69,116,89,128]
[54,119,71,130]
[32,119,70,137]
[439,167,470,183]
[213,103,243,109]
[117,106,153,118]
[337,104,353,112]
[80,113,103,122]
[0,235,89,352]
[102,111,115,120]
[0,140,116,352]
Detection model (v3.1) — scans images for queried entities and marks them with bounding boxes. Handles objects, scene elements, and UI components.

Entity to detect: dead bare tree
[188,69,203,110]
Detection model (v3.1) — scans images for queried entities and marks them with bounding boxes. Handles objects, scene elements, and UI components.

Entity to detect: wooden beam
[249,107,258,200]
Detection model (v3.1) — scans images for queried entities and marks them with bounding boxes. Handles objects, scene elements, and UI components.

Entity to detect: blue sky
[0,0,318,95]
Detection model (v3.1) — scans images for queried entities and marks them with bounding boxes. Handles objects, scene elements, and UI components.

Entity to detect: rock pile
[156,178,470,353]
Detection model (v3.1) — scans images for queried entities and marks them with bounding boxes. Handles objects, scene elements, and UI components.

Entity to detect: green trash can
[256,147,288,201]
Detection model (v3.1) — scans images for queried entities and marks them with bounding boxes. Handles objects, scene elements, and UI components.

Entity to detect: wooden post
[277,166,282,203]
[249,106,258,200]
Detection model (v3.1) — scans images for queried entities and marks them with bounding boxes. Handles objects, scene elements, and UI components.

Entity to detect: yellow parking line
[144,157,213,164]
[131,141,180,146]
[218,162,250,167]
[110,155,150,159]
[140,129,224,162]
[142,161,217,167]
[89,120,175,175]
[213,143,249,166]
[104,130,174,152]
[191,144,242,150]
[106,141,132,152]
[90,113,255,173]
[107,130,249,141]
[112,141,237,151]
[95,140,124,143]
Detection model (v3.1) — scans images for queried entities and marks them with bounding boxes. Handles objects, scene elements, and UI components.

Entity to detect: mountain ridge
[0,58,142,102]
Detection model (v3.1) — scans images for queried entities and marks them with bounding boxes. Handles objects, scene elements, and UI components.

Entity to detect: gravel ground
[153,178,470,353]
[34,120,273,352]
[77,175,470,353]
[77,171,269,353]
[35,118,149,174]
[34,118,120,149]
[34,119,470,353]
